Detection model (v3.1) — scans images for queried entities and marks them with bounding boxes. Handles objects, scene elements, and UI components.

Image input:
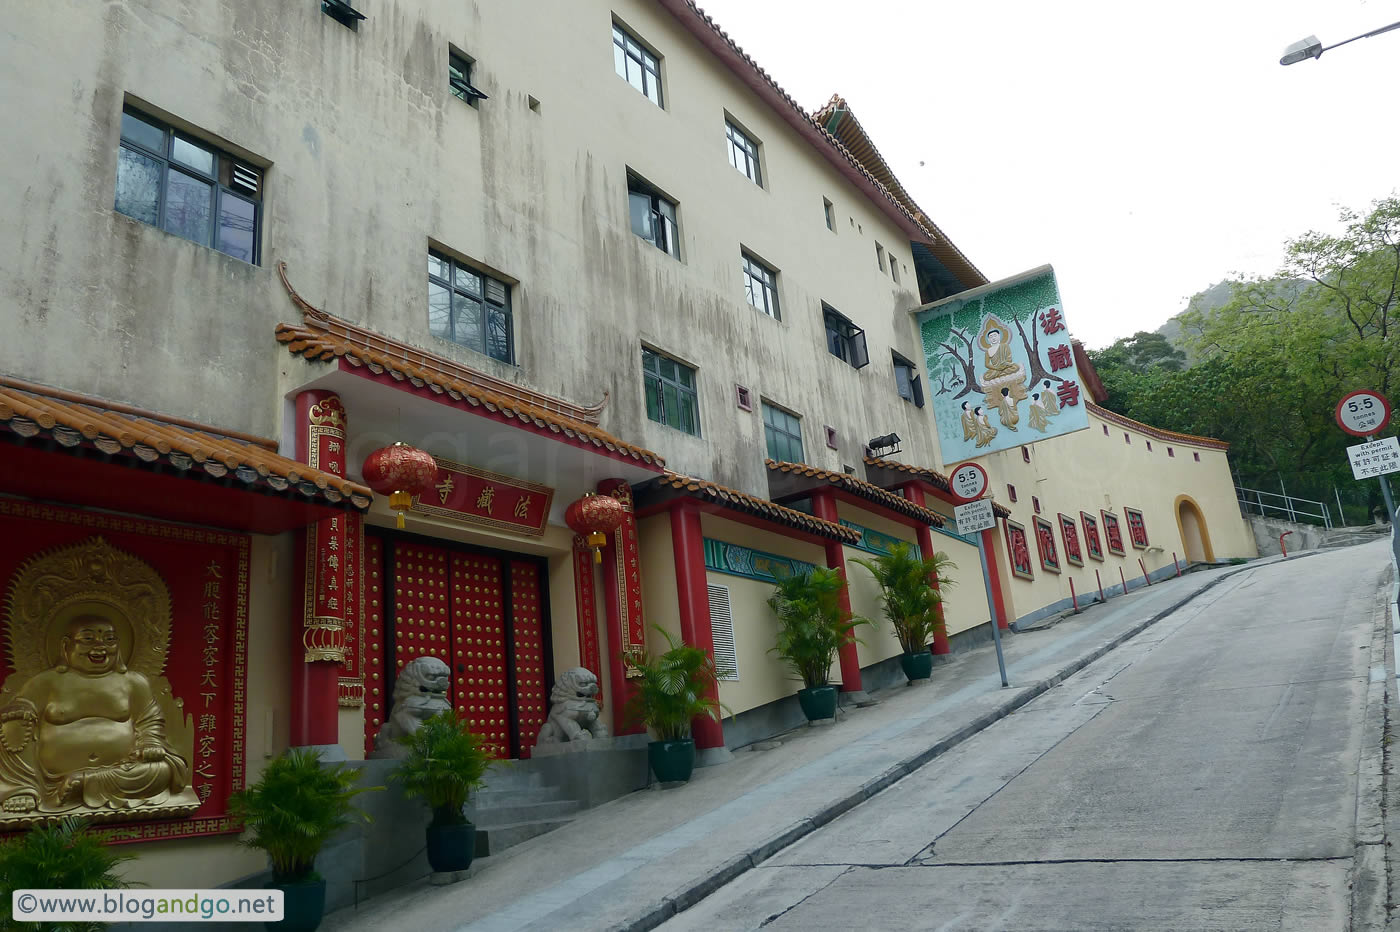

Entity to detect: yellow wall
[120,532,293,889]
[976,409,1257,620]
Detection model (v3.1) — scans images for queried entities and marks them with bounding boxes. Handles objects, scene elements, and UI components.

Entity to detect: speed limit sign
[1335,390,1391,437]
[948,462,989,504]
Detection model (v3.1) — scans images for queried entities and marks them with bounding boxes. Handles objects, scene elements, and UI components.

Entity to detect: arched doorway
[1174,495,1214,564]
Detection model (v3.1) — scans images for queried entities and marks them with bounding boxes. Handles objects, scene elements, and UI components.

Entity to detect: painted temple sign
[917,265,1090,466]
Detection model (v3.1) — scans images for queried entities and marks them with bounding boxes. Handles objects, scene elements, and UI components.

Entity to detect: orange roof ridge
[766,459,946,527]
[1086,403,1230,451]
[813,95,987,287]
[0,382,371,509]
[651,471,860,544]
[861,456,1012,518]
[276,320,665,469]
[277,262,610,426]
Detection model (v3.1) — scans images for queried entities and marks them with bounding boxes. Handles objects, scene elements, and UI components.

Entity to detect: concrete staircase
[469,767,581,856]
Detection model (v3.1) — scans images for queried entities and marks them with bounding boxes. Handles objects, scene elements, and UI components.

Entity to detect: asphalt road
[662,543,1392,931]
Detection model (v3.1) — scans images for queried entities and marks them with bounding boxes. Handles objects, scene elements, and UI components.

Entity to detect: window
[1168,447,1175,457]
[1124,433,1131,443]
[824,425,838,450]
[1146,441,1153,452]
[613,22,661,106]
[1193,451,1201,462]
[1032,495,1041,514]
[1103,424,1109,436]
[762,402,804,463]
[449,51,487,104]
[428,251,512,363]
[823,305,869,369]
[823,198,836,232]
[875,242,887,272]
[742,251,779,319]
[707,584,739,680]
[735,384,752,411]
[1008,484,1018,503]
[1021,446,1031,463]
[892,352,924,406]
[114,107,261,263]
[890,257,900,283]
[627,175,679,258]
[642,347,700,436]
[725,120,761,185]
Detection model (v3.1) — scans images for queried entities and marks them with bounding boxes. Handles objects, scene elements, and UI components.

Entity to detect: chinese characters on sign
[1125,508,1149,549]
[411,458,554,536]
[1033,516,1060,573]
[1058,514,1084,567]
[1346,436,1400,480]
[1081,512,1104,561]
[916,265,1090,466]
[1102,511,1126,556]
[1005,520,1035,579]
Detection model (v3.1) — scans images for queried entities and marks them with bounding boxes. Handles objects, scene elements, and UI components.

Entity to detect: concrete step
[472,799,581,826]
[477,815,576,854]
[479,768,545,791]
[473,785,566,807]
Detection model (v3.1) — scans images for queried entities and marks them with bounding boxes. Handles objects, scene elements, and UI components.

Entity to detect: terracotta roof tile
[662,2,953,251]
[862,456,1012,518]
[0,381,371,509]
[1088,403,1230,451]
[650,472,860,544]
[766,459,946,527]
[275,314,664,470]
[813,95,987,288]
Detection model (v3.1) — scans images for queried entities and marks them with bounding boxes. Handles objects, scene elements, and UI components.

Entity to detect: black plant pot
[648,738,696,783]
[265,876,325,932]
[900,650,934,681]
[426,821,477,873]
[797,685,838,721]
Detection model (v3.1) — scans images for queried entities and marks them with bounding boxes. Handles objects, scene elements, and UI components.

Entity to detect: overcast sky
[693,0,1400,348]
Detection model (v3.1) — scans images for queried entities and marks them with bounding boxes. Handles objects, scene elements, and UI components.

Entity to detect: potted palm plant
[624,626,729,784]
[853,543,956,682]
[391,709,493,874]
[767,566,869,722]
[0,818,134,932]
[229,748,377,932]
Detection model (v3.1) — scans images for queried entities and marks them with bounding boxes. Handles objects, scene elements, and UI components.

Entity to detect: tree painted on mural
[922,299,989,399]
[982,273,1065,390]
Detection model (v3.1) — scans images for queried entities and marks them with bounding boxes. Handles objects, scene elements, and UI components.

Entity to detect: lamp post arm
[1320,19,1400,56]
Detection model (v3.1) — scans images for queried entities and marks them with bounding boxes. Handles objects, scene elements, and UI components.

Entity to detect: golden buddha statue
[0,537,198,827]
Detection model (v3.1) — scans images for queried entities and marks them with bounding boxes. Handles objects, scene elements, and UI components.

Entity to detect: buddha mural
[0,537,198,827]
[978,316,1028,428]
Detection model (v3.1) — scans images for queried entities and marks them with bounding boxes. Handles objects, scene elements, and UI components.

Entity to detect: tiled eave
[766,459,946,528]
[275,320,664,471]
[0,378,370,510]
[635,472,860,544]
[1088,403,1230,451]
[862,456,1012,519]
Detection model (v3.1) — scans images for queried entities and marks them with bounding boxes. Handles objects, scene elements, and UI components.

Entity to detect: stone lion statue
[369,656,451,759]
[535,667,608,745]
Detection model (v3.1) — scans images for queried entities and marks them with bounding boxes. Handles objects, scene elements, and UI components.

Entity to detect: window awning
[0,378,370,534]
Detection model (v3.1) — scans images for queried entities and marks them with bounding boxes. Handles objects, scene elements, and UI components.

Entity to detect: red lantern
[566,492,626,563]
[362,442,438,529]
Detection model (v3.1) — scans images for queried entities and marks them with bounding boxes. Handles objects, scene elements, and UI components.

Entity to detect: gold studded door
[510,560,549,759]
[450,552,512,759]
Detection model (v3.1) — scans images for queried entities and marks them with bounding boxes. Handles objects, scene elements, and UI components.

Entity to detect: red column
[809,488,863,693]
[982,527,1010,630]
[600,531,640,735]
[669,500,725,750]
[598,479,646,735]
[902,483,951,655]
[290,390,346,747]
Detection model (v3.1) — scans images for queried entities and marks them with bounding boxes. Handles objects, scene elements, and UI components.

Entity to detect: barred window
[428,251,512,364]
[763,402,804,463]
[643,347,699,436]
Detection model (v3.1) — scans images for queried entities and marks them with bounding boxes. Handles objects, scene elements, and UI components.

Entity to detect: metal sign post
[952,468,1008,688]
[1335,391,1399,569]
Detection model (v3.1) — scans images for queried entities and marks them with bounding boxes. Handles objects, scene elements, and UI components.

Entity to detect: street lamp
[1279,19,1400,65]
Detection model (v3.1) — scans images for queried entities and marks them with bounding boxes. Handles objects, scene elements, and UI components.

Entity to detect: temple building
[0,0,1254,891]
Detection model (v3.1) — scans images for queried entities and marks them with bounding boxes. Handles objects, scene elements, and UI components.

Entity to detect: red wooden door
[366,535,551,759]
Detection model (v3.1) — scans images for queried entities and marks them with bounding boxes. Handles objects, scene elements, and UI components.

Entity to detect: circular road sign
[1335,390,1392,437]
[949,462,989,504]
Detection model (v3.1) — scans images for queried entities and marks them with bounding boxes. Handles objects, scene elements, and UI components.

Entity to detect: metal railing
[1236,486,1332,529]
